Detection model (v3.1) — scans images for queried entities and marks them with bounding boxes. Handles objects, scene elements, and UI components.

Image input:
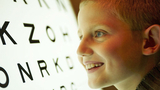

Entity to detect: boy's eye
[95,30,107,38]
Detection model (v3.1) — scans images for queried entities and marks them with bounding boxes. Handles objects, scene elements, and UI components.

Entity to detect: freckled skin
[77,2,145,89]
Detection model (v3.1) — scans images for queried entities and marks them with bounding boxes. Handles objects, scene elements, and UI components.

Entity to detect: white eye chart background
[0,0,100,90]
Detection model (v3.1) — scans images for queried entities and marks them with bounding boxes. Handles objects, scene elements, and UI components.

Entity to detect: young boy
[76,0,160,90]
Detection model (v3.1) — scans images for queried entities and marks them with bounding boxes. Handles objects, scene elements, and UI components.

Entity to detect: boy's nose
[77,38,93,57]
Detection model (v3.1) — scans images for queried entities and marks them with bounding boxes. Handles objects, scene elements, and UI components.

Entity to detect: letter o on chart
[46,26,56,42]
[0,67,9,88]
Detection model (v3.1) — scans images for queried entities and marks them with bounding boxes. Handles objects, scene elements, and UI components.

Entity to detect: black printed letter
[53,58,63,73]
[17,62,33,83]
[13,0,27,4]
[60,27,70,42]
[46,26,56,42]
[0,21,17,45]
[66,56,74,69]
[23,23,40,44]
[71,82,77,90]
[0,67,9,88]
[56,0,67,11]
[37,60,50,77]
[60,86,67,90]
[38,0,49,8]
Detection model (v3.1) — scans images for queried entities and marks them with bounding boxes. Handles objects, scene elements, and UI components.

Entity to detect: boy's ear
[142,24,160,55]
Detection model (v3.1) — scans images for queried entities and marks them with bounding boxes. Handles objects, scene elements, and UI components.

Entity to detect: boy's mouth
[86,63,104,70]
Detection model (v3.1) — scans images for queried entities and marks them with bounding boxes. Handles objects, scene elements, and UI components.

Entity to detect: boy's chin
[88,79,112,89]
[88,80,103,89]
[88,82,100,89]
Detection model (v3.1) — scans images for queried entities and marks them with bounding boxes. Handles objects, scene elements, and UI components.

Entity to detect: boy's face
[77,2,144,89]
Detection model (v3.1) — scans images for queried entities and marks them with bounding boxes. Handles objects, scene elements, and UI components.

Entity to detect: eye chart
[0,0,97,90]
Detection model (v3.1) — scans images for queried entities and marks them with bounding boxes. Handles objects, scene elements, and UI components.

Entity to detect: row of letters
[0,21,71,45]
[0,1,76,89]
[0,56,74,88]
[13,0,67,11]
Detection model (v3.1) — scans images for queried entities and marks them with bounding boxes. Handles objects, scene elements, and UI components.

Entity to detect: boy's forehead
[80,1,109,13]
[78,2,113,25]
[78,1,120,23]
[78,2,129,32]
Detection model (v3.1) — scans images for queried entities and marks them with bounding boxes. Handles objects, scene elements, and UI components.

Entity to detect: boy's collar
[136,62,160,90]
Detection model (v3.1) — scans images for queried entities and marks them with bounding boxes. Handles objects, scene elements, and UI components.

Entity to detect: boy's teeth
[87,64,91,69]
[96,64,99,67]
[86,63,103,70]
[91,64,95,67]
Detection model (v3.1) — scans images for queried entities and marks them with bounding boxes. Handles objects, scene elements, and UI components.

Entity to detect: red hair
[80,0,160,31]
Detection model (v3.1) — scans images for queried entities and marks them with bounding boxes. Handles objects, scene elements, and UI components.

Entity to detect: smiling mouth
[86,63,104,70]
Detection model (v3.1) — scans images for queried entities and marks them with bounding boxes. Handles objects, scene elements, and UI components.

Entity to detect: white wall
[0,0,101,90]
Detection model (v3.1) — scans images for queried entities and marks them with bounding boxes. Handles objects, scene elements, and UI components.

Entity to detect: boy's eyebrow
[91,24,111,31]
[77,23,112,35]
